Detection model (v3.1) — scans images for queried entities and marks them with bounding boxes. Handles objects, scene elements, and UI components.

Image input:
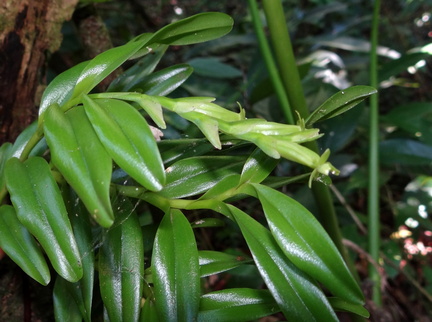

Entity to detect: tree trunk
[0,0,78,144]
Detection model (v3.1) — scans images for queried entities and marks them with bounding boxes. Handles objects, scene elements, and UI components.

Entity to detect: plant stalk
[259,0,346,253]
[368,0,382,306]
[247,0,294,124]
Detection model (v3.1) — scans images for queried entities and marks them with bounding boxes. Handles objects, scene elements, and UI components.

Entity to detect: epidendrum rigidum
[0,12,376,321]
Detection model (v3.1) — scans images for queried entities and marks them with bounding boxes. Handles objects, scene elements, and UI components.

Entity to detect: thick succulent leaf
[328,297,370,318]
[252,184,364,305]
[0,142,13,191]
[99,198,144,322]
[5,157,82,282]
[83,97,165,191]
[228,205,338,321]
[152,209,200,321]
[198,288,280,322]
[306,85,377,126]
[148,12,233,46]
[0,205,50,285]
[159,156,244,199]
[39,61,88,117]
[44,104,114,228]
[199,250,251,277]
[199,174,241,201]
[61,190,95,322]
[140,299,160,322]
[108,45,169,92]
[53,277,85,322]
[71,37,149,100]
[131,64,193,96]
[239,148,278,185]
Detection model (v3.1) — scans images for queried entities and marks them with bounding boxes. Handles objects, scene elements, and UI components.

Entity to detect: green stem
[247,0,294,124]
[260,0,345,251]
[261,0,309,118]
[368,0,382,306]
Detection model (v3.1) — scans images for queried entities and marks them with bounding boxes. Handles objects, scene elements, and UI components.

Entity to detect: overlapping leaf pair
[0,10,376,322]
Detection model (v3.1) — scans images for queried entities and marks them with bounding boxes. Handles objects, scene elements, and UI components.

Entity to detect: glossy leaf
[188,57,242,79]
[83,97,166,191]
[108,45,169,92]
[5,157,82,282]
[39,61,88,117]
[140,299,160,322]
[148,12,233,46]
[53,277,84,322]
[228,205,338,321]
[328,297,370,318]
[44,104,114,228]
[199,174,241,201]
[380,139,432,165]
[198,288,280,322]
[159,139,215,166]
[199,251,250,277]
[306,85,377,126]
[191,218,226,229]
[159,156,244,199]
[152,209,200,321]
[239,148,278,185]
[61,190,95,322]
[252,184,364,305]
[0,142,12,191]
[99,198,144,322]
[131,64,193,96]
[0,205,50,285]
[71,36,149,100]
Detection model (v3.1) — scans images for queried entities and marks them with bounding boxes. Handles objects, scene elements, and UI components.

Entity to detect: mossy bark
[0,0,78,143]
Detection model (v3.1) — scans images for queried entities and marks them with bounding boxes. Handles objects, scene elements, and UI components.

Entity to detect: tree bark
[0,0,78,144]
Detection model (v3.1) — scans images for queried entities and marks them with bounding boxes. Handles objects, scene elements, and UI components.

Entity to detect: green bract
[0,12,372,321]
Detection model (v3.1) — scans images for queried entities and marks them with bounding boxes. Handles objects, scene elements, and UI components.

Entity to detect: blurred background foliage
[37,0,432,320]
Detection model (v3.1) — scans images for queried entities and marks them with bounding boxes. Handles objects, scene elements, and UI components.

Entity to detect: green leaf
[188,57,242,79]
[140,299,160,322]
[159,156,244,199]
[0,205,50,285]
[306,85,377,126]
[198,288,280,322]
[0,142,13,191]
[379,52,429,82]
[62,190,95,322]
[83,97,166,191]
[380,139,432,165]
[108,45,169,92]
[131,64,193,96]
[148,12,233,46]
[39,61,88,117]
[53,277,85,322]
[228,205,338,321]
[199,251,250,277]
[191,218,226,229]
[382,102,432,143]
[71,36,149,100]
[99,198,144,322]
[44,104,114,228]
[328,297,370,318]
[239,148,278,185]
[252,184,364,305]
[152,209,200,321]
[199,174,241,201]
[159,139,214,166]
[5,157,82,282]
